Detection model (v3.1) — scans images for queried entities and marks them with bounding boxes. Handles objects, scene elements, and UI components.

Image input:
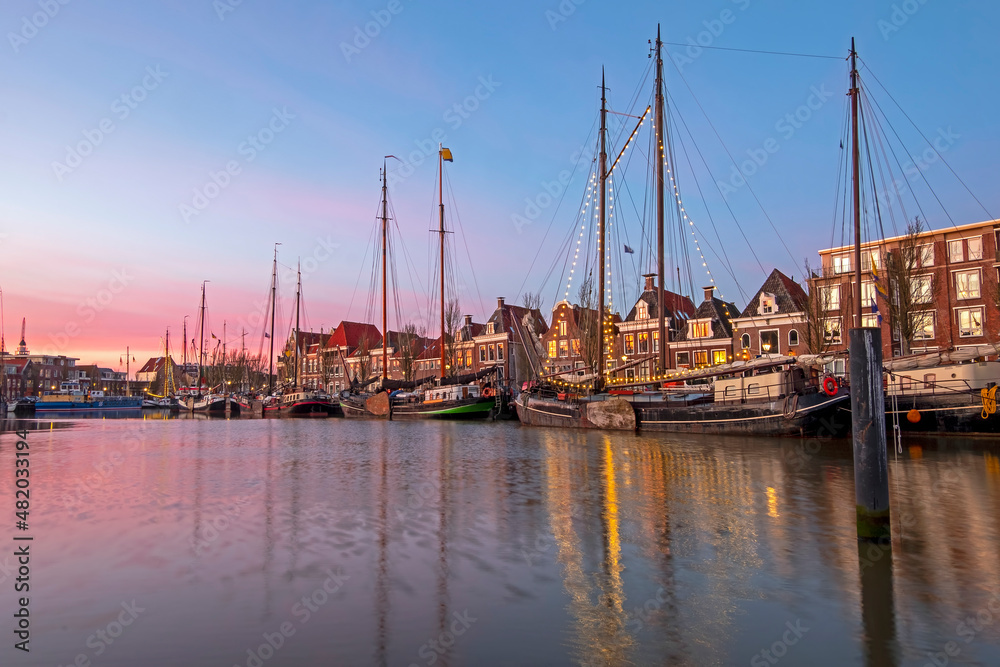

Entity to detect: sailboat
[188,281,240,416]
[264,261,340,417]
[516,27,849,435]
[341,153,496,419]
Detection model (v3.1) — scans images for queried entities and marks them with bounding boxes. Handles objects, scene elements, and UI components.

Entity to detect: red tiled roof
[327,321,382,351]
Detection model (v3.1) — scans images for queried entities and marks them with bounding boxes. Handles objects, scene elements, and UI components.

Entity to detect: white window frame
[911,275,933,304]
[823,317,843,345]
[948,239,964,263]
[832,254,852,275]
[967,236,983,261]
[954,269,981,300]
[918,244,935,267]
[957,307,984,338]
[913,312,935,340]
[822,285,841,310]
[788,329,799,347]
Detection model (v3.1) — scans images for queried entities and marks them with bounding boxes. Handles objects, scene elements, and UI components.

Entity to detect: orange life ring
[822,376,838,396]
[482,387,494,397]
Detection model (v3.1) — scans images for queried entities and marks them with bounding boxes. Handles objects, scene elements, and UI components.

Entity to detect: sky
[1,0,998,370]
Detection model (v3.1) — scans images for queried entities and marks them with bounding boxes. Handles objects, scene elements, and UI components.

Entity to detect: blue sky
[1,0,998,366]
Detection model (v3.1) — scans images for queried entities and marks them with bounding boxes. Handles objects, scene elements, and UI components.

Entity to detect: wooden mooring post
[849,328,890,540]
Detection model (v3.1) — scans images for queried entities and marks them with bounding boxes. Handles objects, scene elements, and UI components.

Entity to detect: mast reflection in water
[3,420,1000,666]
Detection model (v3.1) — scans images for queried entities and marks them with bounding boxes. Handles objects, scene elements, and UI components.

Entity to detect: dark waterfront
[1,418,999,666]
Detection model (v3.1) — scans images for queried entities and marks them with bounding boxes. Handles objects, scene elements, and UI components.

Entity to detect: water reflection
[2,422,999,666]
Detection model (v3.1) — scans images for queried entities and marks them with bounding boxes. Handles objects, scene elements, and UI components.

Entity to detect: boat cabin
[714,367,808,403]
[424,385,482,403]
[886,360,1000,397]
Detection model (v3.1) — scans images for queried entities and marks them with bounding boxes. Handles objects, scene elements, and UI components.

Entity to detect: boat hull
[634,390,851,437]
[36,397,142,412]
[515,395,637,430]
[887,394,1000,434]
[390,397,495,420]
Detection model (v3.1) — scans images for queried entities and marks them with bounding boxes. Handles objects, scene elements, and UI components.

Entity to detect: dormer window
[636,302,648,320]
[486,322,495,334]
[758,293,777,316]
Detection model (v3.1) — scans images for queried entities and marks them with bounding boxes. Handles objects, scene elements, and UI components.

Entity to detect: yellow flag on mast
[441,147,454,162]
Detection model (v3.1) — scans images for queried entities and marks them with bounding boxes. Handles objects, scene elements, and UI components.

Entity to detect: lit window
[694,350,708,366]
[821,285,840,310]
[823,318,842,345]
[957,308,983,337]
[861,281,876,306]
[949,239,964,263]
[861,313,879,328]
[636,303,648,320]
[571,339,580,355]
[488,344,495,361]
[913,312,935,340]
[652,332,659,352]
[497,343,504,360]
[484,345,491,362]
[968,236,983,260]
[712,350,727,365]
[912,275,933,303]
[559,340,568,357]
[919,244,934,267]
[624,335,635,355]
[955,270,980,299]
[690,320,711,338]
[638,333,649,354]
[558,321,567,336]
[740,334,750,349]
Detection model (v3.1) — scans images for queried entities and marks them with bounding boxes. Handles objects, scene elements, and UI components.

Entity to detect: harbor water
[1,417,999,666]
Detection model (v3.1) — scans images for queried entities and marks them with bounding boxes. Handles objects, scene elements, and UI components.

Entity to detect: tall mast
[851,38,862,328]
[654,25,667,375]
[126,345,130,396]
[183,316,188,368]
[438,145,450,380]
[0,287,5,403]
[294,261,301,388]
[269,243,280,395]
[165,327,175,396]
[198,281,207,391]
[381,163,389,381]
[222,320,227,395]
[598,70,608,387]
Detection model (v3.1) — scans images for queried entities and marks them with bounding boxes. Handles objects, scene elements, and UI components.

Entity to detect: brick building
[810,219,1000,360]
[671,286,739,369]
[615,275,696,382]
[731,269,810,360]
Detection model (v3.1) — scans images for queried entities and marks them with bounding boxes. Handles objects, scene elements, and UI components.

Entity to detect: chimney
[497,297,505,310]
[703,285,715,302]
[642,274,655,291]
[464,314,472,328]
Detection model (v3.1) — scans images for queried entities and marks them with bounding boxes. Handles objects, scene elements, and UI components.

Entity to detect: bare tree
[354,332,373,383]
[803,260,837,354]
[884,218,938,355]
[576,273,602,376]
[444,298,462,377]
[521,291,542,312]
[397,322,420,382]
